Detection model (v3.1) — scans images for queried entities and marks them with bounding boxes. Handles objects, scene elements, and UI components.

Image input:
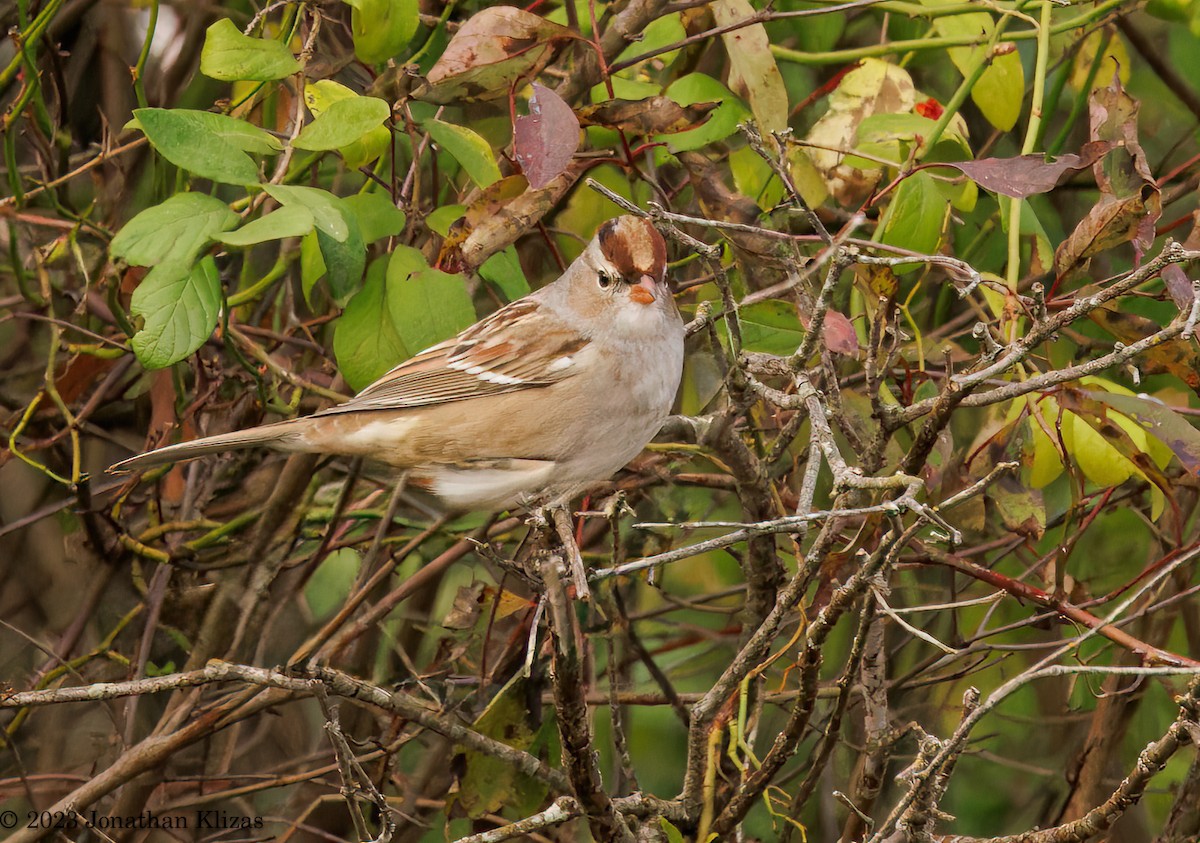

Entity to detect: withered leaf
[438,175,529,271]
[990,474,1046,539]
[1057,75,1161,278]
[414,6,575,104]
[1086,389,1200,477]
[514,83,580,189]
[1162,209,1200,325]
[458,158,590,270]
[1055,189,1157,277]
[577,97,719,135]
[1088,306,1200,397]
[804,58,916,206]
[822,310,859,356]
[946,141,1111,199]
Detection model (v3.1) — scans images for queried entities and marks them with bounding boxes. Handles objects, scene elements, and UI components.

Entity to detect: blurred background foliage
[3,0,1200,840]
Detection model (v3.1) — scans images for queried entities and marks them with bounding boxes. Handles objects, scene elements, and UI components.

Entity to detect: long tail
[109,419,306,473]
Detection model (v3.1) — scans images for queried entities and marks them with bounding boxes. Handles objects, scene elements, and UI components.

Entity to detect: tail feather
[109,420,305,473]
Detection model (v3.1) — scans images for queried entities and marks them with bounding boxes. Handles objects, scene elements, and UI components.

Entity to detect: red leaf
[914,97,943,120]
[823,310,859,356]
[947,142,1111,199]
[514,83,580,189]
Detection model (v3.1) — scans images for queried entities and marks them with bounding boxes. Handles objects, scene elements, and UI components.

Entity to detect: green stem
[1007,0,1053,293]
[1047,28,1111,156]
[772,0,1126,66]
[0,0,67,89]
[133,0,159,109]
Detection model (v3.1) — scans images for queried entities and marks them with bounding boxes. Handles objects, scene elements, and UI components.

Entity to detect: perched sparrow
[112,216,685,511]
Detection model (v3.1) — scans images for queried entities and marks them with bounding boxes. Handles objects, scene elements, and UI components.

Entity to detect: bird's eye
[598,270,616,289]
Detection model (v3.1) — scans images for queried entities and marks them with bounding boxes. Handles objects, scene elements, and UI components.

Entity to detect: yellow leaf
[711,0,789,135]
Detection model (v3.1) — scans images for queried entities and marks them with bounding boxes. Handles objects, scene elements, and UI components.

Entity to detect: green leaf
[110,193,237,266]
[659,819,686,843]
[345,0,419,64]
[293,95,391,151]
[730,145,784,210]
[334,257,408,391]
[426,204,466,236]
[970,50,1023,132]
[1062,409,1136,487]
[301,230,326,302]
[130,257,222,369]
[317,218,366,305]
[879,171,949,271]
[135,108,282,185]
[925,0,1024,131]
[302,80,391,167]
[422,118,502,187]
[659,73,748,153]
[199,18,301,82]
[268,186,366,303]
[387,246,476,353]
[305,547,362,618]
[615,13,685,67]
[456,678,541,819]
[478,246,530,301]
[215,205,315,246]
[1087,390,1200,476]
[342,192,407,243]
[728,301,805,355]
[262,184,350,241]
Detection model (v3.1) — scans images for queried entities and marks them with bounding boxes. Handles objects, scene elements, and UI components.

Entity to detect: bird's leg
[550,504,592,602]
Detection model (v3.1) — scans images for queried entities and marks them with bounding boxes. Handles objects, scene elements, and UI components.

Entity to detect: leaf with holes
[387,245,477,354]
[334,258,409,391]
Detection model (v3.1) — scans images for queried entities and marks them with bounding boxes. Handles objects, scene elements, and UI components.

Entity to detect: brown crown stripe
[599,217,667,281]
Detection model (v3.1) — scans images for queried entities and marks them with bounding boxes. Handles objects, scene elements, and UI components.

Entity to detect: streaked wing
[315,299,589,416]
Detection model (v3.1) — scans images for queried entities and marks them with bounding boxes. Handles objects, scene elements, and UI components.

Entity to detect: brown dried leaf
[990,474,1046,539]
[1162,211,1200,316]
[514,83,580,189]
[458,158,590,271]
[577,97,719,135]
[1056,75,1161,277]
[438,175,530,271]
[1054,190,1158,276]
[414,6,574,104]
[947,141,1111,198]
[1088,306,1200,396]
[443,582,485,629]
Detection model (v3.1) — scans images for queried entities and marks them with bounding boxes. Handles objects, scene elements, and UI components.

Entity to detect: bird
[111,215,686,511]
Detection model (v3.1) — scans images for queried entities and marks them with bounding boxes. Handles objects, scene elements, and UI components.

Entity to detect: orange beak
[629,275,657,305]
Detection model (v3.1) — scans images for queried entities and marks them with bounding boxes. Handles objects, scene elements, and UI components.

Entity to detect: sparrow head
[585,215,670,308]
